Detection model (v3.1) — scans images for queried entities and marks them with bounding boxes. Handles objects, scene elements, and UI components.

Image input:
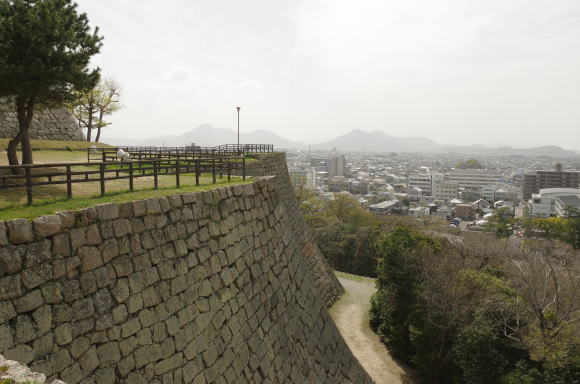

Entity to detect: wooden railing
[0,156,247,205]
[87,144,274,163]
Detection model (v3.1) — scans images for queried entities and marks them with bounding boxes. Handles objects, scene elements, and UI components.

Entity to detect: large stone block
[13,289,43,313]
[0,221,7,245]
[6,219,34,244]
[21,264,52,290]
[78,246,103,272]
[96,342,121,368]
[33,214,62,237]
[96,204,120,221]
[0,246,22,274]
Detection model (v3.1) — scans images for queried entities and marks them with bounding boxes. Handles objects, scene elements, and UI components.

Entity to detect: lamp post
[236,106,241,152]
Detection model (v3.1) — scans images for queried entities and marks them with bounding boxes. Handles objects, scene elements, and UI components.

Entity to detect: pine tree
[0,0,102,169]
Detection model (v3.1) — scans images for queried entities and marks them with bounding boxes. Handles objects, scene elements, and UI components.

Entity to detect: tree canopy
[0,0,102,166]
[456,158,483,169]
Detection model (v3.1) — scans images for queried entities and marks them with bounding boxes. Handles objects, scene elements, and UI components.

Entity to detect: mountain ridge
[106,126,579,157]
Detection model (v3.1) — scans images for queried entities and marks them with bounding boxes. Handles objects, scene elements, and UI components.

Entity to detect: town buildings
[448,170,503,190]
[408,173,432,196]
[285,148,580,223]
[523,164,580,199]
[328,155,347,177]
[432,180,459,200]
[453,204,475,219]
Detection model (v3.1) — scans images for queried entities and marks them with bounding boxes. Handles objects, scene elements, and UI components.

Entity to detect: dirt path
[329,275,415,384]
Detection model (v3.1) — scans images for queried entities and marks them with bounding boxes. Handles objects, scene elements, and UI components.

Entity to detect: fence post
[242,155,246,180]
[25,166,33,205]
[129,162,134,192]
[153,160,158,189]
[66,165,72,199]
[176,159,180,188]
[195,160,200,186]
[212,149,216,184]
[227,162,231,181]
[99,163,105,196]
[102,151,106,163]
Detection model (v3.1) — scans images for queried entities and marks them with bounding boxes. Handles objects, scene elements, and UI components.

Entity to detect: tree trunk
[20,98,35,165]
[7,97,35,173]
[86,91,94,142]
[7,134,23,169]
[95,110,104,143]
[21,133,33,164]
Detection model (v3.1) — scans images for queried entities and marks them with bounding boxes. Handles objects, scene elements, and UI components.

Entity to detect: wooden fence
[87,144,274,163]
[0,156,247,206]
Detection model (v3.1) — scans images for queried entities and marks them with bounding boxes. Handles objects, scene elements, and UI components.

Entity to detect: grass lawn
[0,138,111,151]
[0,150,89,165]
[0,149,258,219]
[0,176,253,220]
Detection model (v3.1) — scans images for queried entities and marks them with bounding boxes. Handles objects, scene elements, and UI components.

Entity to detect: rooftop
[369,199,400,209]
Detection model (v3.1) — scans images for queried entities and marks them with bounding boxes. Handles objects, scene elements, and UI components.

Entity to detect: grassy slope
[0,177,253,220]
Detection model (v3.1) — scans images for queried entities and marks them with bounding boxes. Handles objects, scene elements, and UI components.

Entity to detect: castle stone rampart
[0,100,85,141]
[0,153,370,384]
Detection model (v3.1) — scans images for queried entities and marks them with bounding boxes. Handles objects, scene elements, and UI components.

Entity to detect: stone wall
[0,174,371,383]
[241,152,344,307]
[0,100,85,141]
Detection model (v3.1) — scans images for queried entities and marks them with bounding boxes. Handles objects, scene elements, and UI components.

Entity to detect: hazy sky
[76,0,580,148]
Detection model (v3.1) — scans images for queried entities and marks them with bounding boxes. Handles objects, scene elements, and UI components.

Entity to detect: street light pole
[236,106,241,152]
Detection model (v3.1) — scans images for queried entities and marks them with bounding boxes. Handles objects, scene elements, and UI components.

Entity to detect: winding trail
[329,275,416,384]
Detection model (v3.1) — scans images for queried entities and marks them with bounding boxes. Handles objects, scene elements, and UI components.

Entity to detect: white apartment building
[530,194,552,217]
[432,181,459,201]
[408,173,432,196]
[448,170,503,190]
[530,188,580,217]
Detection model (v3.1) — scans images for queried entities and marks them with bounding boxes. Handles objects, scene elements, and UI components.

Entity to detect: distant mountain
[106,124,303,149]
[312,129,577,157]
[106,127,578,158]
[440,144,578,158]
[311,129,440,152]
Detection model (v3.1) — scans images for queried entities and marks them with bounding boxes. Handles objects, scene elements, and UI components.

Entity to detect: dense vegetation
[297,187,383,276]
[370,227,579,383]
[296,188,579,383]
[456,158,483,169]
[487,210,580,249]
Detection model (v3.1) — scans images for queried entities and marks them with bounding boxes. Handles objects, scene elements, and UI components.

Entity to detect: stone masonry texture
[241,152,345,307]
[0,153,372,383]
[0,99,85,141]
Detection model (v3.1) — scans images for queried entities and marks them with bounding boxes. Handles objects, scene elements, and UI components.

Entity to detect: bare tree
[509,242,578,333]
[70,77,122,142]
[94,78,122,142]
